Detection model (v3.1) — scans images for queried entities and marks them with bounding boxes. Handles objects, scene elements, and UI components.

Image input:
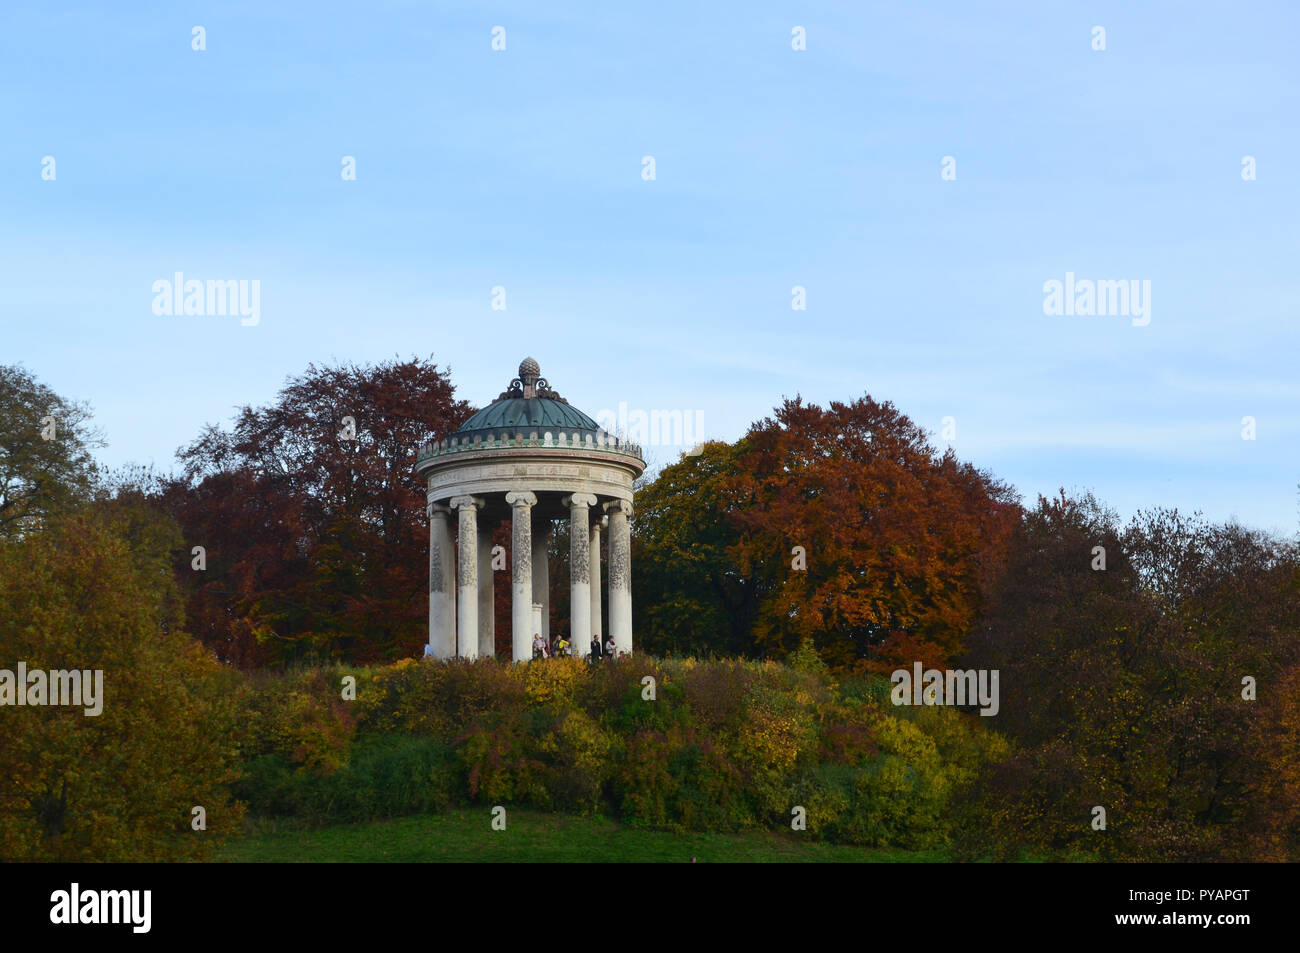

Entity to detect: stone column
[565,493,597,657]
[506,491,537,662]
[477,521,495,659]
[532,519,550,645]
[606,499,633,656]
[450,495,482,659]
[530,602,543,646]
[590,515,605,649]
[428,502,456,659]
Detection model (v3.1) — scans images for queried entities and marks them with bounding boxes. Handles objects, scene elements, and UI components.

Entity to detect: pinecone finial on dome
[519,357,540,398]
[494,356,565,403]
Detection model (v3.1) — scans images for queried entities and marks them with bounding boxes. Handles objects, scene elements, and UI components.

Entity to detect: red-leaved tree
[165,357,472,667]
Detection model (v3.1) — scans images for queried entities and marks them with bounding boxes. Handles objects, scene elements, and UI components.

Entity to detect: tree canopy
[956,492,1300,861]
[0,501,243,860]
[634,395,1019,670]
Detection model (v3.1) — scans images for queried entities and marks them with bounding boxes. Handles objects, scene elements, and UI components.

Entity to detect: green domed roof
[452,357,607,442]
[417,358,644,468]
[456,396,602,438]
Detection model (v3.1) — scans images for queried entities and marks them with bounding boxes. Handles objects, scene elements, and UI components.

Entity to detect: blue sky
[3,1,1298,535]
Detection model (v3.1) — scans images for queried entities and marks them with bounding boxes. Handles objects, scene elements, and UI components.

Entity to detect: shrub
[672,736,752,832]
[229,653,1008,850]
[540,709,615,815]
[455,719,549,808]
[241,668,356,773]
[616,729,681,830]
[233,735,459,825]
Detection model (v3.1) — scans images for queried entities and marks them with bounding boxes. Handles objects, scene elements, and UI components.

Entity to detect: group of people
[418,636,619,661]
[532,632,617,662]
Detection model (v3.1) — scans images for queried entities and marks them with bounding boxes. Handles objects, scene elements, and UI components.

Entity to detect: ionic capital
[449,495,484,511]
[563,492,598,510]
[604,499,633,518]
[506,490,538,509]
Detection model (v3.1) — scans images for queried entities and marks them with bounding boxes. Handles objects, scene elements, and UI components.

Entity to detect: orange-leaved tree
[633,395,1018,670]
[726,395,1018,671]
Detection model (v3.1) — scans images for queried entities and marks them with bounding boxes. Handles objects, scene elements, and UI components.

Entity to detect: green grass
[214,809,946,862]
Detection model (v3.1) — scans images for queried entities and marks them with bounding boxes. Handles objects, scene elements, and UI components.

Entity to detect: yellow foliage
[870,710,940,764]
[739,711,807,770]
[522,657,585,709]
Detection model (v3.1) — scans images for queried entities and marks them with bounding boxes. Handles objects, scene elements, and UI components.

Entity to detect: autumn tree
[166,356,472,666]
[0,502,244,861]
[632,396,1018,669]
[1253,662,1300,860]
[0,364,102,539]
[727,396,1018,670]
[956,493,1300,861]
[633,440,760,658]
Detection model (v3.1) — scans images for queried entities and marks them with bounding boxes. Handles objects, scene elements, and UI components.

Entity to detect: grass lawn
[215,809,946,862]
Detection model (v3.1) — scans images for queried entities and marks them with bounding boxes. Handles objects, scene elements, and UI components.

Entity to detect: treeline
[634,418,1300,859]
[959,493,1300,861]
[2,358,1299,860]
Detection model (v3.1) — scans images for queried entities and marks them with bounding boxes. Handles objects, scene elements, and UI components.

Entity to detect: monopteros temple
[415,358,645,661]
